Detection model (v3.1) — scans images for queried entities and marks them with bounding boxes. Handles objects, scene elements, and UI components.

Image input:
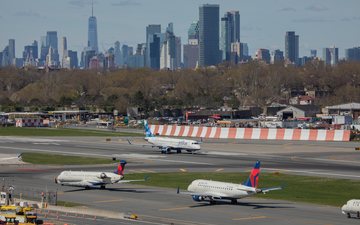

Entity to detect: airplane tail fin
[144,120,154,137]
[114,160,127,175]
[243,161,261,188]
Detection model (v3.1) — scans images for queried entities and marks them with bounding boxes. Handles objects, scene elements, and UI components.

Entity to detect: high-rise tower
[199,4,220,67]
[88,1,98,53]
[220,11,240,61]
[285,31,299,65]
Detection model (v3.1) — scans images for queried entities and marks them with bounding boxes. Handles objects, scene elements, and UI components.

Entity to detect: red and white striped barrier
[149,125,350,142]
[15,118,44,127]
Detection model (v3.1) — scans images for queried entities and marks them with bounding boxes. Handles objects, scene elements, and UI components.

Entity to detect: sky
[1,0,359,59]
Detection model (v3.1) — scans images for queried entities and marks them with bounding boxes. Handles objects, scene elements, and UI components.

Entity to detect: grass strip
[21,152,114,165]
[125,172,360,207]
[0,127,143,137]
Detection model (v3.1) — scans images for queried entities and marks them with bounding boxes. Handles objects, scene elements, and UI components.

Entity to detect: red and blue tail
[243,161,261,188]
[114,160,127,175]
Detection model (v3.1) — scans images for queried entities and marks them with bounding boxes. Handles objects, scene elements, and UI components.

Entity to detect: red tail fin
[115,160,127,175]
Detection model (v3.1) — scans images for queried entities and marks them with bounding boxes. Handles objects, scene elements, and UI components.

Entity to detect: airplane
[130,120,201,154]
[178,161,282,204]
[55,160,146,189]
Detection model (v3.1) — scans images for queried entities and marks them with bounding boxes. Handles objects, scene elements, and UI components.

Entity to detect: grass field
[0,127,143,137]
[21,152,114,165]
[125,172,360,207]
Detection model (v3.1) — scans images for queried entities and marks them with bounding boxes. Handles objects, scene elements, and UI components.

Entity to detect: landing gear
[231,199,237,204]
[176,149,182,154]
[100,185,106,189]
[347,213,351,218]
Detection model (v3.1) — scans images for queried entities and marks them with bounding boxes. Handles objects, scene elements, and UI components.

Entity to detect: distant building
[114,41,122,67]
[272,49,284,64]
[230,41,241,64]
[310,49,317,58]
[199,4,220,67]
[88,2,98,53]
[46,31,60,66]
[183,21,199,69]
[8,39,15,65]
[285,31,299,65]
[220,11,240,61]
[256,49,270,64]
[67,50,78,69]
[345,47,360,61]
[145,24,161,67]
[61,37,67,67]
[323,46,338,66]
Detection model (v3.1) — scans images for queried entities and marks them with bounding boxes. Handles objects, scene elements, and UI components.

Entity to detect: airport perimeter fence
[11,186,57,205]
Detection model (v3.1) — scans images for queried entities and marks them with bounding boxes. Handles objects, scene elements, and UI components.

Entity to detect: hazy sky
[1,0,359,58]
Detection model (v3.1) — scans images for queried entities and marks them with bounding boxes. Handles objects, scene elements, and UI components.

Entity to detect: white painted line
[205,151,248,156]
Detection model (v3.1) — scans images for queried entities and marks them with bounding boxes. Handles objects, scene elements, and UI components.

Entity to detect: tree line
[0,60,359,114]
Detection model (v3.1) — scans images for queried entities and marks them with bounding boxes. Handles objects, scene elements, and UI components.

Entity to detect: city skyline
[1,0,360,59]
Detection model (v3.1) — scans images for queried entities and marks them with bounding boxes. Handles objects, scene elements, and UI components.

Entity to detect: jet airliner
[55,160,146,189]
[136,120,201,154]
[179,161,282,204]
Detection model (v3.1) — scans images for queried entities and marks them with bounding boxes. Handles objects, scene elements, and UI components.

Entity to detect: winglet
[127,139,132,145]
[176,186,180,194]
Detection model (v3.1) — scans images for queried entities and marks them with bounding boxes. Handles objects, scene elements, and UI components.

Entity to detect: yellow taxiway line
[93,199,124,203]
[232,215,267,220]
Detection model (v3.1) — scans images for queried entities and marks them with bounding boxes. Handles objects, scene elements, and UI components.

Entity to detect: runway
[0,136,359,224]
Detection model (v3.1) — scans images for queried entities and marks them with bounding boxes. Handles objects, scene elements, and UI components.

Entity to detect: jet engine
[100,172,107,179]
[192,195,204,202]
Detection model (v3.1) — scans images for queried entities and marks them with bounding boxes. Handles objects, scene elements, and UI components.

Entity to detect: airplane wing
[176,188,227,199]
[116,176,149,184]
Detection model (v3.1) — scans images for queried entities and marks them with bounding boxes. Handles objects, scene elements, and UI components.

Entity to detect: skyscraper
[46,31,60,66]
[323,46,338,66]
[199,4,220,67]
[184,21,199,69]
[8,39,15,65]
[345,47,360,61]
[88,2,98,53]
[114,41,122,67]
[61,37,68,67]
[145,24,161,67]
[285,31,299,65]
[220,11,240,61]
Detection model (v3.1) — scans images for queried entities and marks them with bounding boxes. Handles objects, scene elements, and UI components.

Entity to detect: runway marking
[159,206,189,211]
[179,168,187,172]
[205,151,248,156]
[265,168,360,179]
[233,215,267,220]
[93,199,123,203]
[215,168,224,172]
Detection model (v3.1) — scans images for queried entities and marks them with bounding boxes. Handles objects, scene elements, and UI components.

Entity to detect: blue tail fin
[243,161,261,188]
[144,120,154,137]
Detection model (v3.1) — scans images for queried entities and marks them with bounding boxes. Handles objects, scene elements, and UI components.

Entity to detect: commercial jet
[55,160,146,189]
[129,120,201,154]
[178,161,282,204]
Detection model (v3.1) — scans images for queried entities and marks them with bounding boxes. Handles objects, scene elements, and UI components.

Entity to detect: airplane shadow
[64,187,152,193]
[189,201,294,209]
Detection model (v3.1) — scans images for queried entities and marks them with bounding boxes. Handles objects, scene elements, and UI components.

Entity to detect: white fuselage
[56,171,123,188]
[188,179,257,199]
[342,199,360,217]
[145,136,201,152]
